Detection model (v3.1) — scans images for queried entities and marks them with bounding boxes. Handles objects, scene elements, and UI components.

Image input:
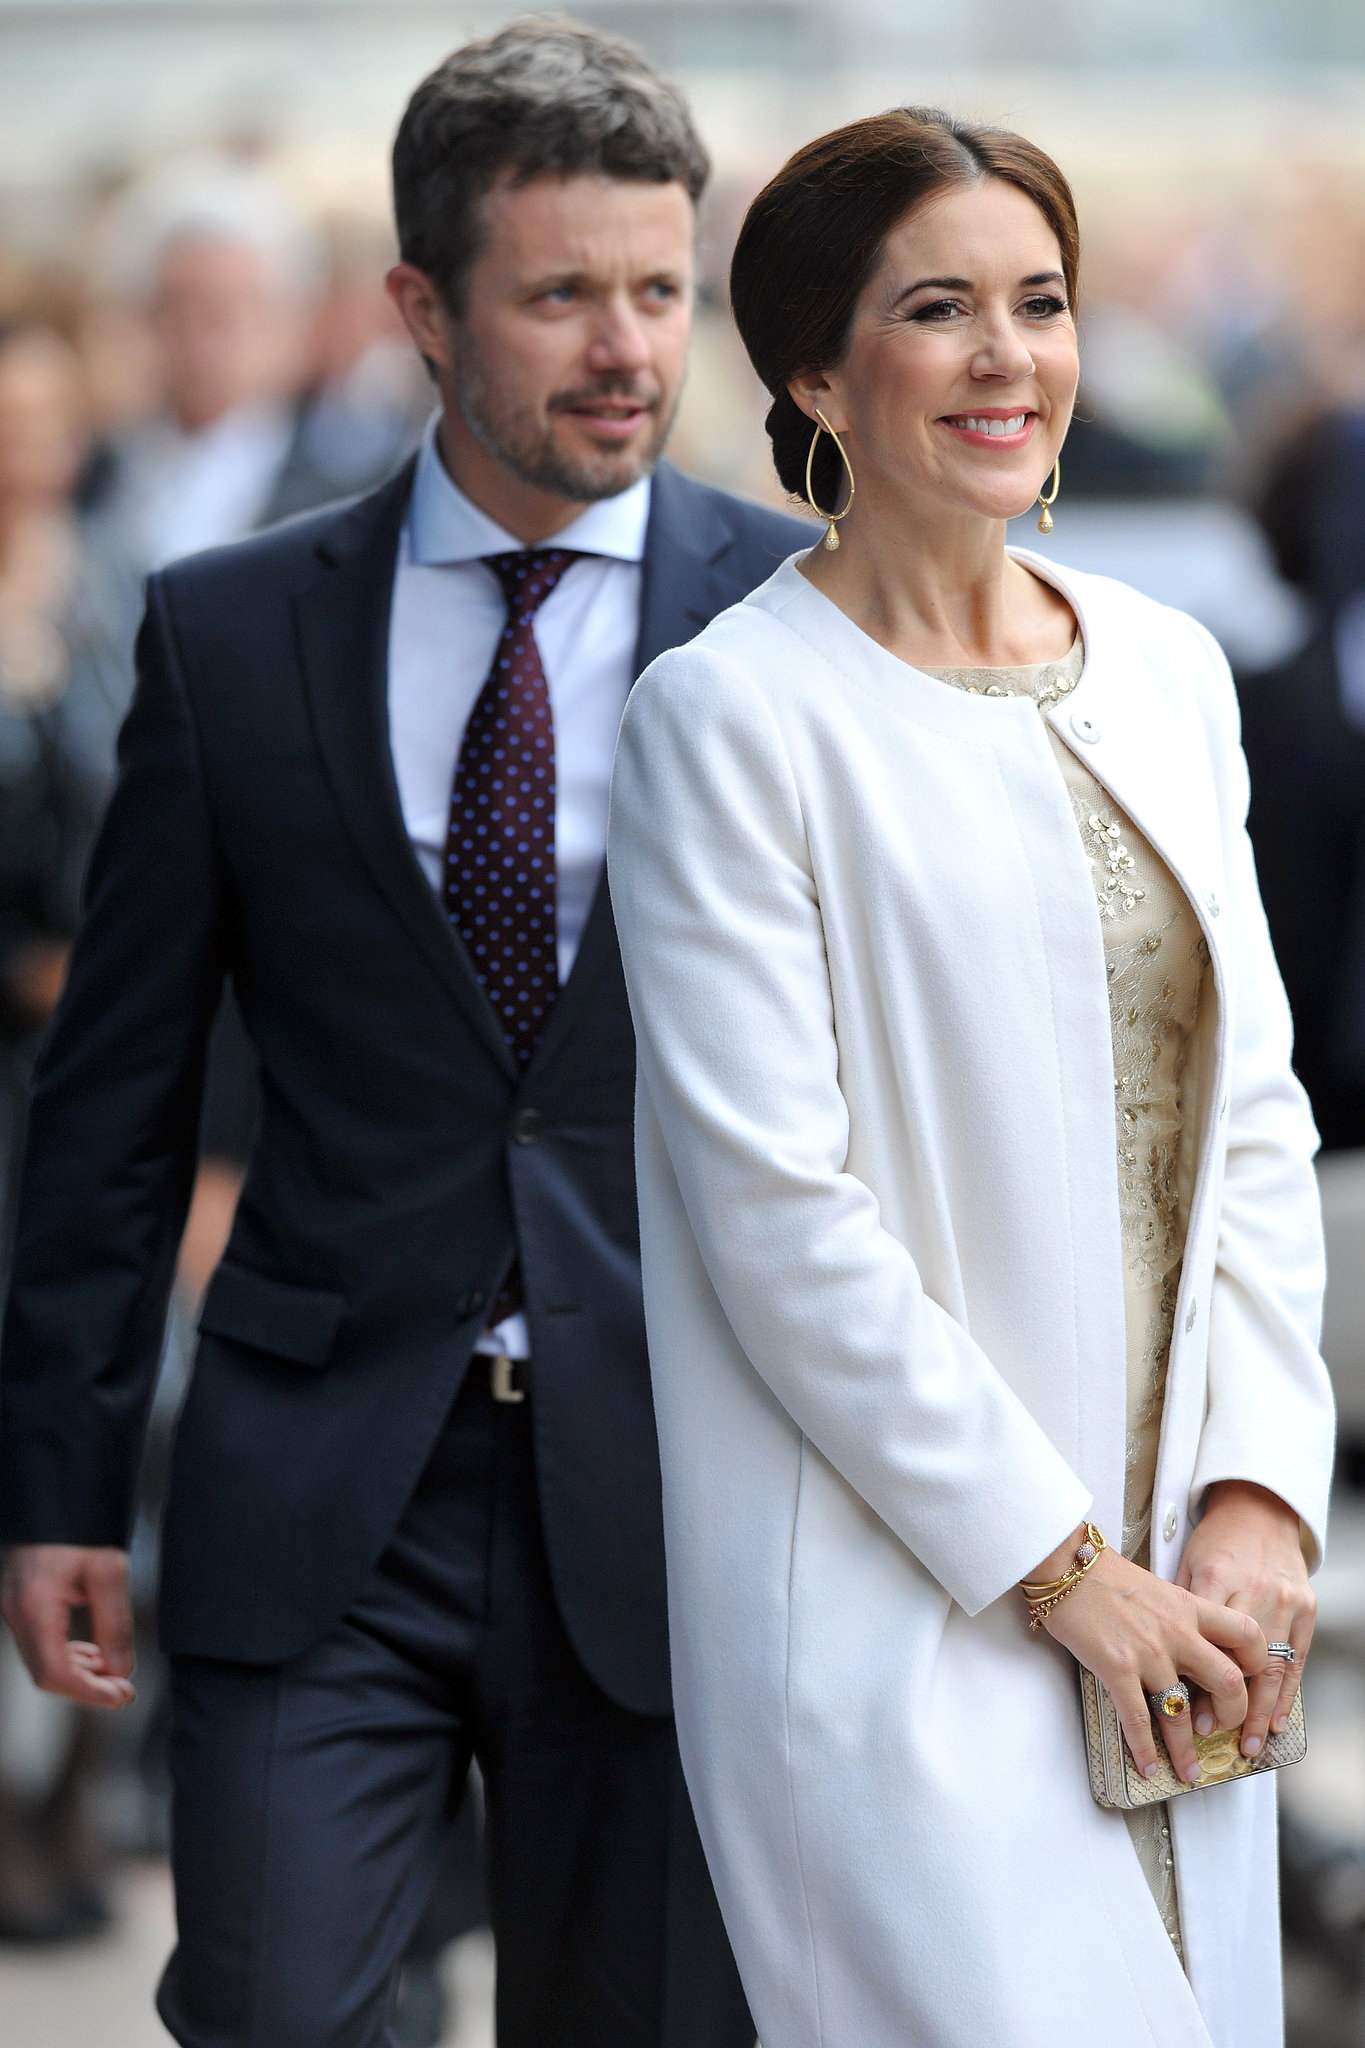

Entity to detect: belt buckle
[490,1353,526,1404]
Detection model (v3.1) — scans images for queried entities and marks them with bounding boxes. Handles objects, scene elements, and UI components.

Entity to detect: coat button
[455,1289,486,1319]
[1163,1503,1179,1543]
[1205,890,1221,918]
[1184,1297,1197,1334]
[1069,711,1101,745]
[511,1106,545,1146]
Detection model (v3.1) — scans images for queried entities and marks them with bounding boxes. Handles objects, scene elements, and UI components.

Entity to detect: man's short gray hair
[94,155,324,304]
[392,15,710,312]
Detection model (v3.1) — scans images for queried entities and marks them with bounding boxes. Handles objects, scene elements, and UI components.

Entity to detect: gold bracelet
[1020,1522,1107,1633]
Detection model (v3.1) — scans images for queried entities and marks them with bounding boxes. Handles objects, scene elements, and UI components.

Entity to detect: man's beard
[452,345,677,502]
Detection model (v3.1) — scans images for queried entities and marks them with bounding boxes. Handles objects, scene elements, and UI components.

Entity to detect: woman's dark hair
[393,18,710,314]
[730,108,1080,505]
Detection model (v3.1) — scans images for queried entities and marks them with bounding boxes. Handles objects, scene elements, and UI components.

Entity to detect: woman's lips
[939,410,1037,449]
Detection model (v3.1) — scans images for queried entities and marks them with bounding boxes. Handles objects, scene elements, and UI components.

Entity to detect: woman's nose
[971,317,1036,381]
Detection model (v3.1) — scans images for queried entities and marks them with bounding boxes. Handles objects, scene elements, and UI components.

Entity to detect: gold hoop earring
[1036,456,1061,535]
[805,408,856,551]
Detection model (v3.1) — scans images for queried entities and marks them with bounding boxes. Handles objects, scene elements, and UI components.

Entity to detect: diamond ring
[1148,1681,1191,1719]
[1265,1643,1296,1664]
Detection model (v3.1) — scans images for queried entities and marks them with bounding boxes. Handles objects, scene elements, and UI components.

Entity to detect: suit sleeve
[608,647,1092,1617]
[0,573,229,1547]
[1186,619,1335,1565]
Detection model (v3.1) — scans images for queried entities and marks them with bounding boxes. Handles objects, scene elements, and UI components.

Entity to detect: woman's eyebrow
[893,267,1068,309]
[895,275,972,301]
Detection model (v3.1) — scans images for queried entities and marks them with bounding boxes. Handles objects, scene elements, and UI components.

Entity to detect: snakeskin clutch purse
[1078,1667,1307,1809]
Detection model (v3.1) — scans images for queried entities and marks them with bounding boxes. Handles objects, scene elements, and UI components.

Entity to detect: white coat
[606,551,1335,2048]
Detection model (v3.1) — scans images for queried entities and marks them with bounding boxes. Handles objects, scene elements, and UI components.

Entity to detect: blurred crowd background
[2,1,1365,2043]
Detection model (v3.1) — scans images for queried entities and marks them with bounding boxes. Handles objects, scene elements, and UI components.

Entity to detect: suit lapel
[524,466,740,1079]
[292,463,518,1079]
[633,461,742,673]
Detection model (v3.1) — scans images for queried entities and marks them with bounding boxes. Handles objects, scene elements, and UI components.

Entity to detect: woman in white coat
[607,109,1334,2048]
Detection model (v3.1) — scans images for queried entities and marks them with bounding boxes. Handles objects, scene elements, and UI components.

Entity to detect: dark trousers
[156,1364,752,2048]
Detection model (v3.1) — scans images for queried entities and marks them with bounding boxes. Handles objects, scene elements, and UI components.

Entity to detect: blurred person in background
[66,165,431,1297]
[88,158,325,565]
[272,209,431,520]
[0,313,113,1942]
[0,19,806,2048]
[0,170,427,1968]
[1239,409,1365,1152]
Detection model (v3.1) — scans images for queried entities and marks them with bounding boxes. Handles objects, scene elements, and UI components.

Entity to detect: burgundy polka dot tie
[444,549,582,1069]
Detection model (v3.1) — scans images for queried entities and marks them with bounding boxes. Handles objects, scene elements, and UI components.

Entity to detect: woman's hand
[1177,1480,1314,1758]
[1030,1525,1266,1783]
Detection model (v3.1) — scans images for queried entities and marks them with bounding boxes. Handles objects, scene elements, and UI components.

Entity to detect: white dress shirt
[387,420,651,1357]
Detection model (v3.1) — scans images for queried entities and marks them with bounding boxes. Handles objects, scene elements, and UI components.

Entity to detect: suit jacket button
[511,1106,545,1146]
[456,1289,485,1318]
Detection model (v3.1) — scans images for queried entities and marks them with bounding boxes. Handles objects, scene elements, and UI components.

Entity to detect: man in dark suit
[0,22,806,2046]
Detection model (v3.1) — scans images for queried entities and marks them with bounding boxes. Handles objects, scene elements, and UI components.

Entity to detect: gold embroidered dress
[923,635,1209,1960]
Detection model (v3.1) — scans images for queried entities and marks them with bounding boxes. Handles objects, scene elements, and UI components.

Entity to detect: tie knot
[485,548,583,622]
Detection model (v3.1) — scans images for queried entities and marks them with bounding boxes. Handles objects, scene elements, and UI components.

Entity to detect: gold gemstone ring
[1148,1681,1191,1720]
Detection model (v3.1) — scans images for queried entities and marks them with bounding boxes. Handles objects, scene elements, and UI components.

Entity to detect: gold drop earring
[805,408,856,550]
[1036,456,1061,535]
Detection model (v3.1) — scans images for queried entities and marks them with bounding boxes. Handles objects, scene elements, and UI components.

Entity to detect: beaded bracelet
[1020,1522,1108,1633]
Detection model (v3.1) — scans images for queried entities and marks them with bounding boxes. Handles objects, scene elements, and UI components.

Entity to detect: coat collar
[754,549,1230,976]
[1011,546,1229,964]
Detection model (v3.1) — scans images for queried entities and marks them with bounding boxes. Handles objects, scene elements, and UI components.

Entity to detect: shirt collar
[408,413,651,566]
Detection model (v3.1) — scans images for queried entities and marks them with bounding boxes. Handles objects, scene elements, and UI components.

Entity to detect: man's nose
[585,294,653,376]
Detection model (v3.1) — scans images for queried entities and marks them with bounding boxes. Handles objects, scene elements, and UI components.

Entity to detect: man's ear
[386,263,454,376]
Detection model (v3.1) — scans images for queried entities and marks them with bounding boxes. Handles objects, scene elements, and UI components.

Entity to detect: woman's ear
[787,370,846,433]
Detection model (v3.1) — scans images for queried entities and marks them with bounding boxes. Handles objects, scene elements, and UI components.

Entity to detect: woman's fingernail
[1194,1712,1213,1735]
[1243,1735,1262,1757]
[1143,1762,1159,1780]
[1272,1716,1286,1733]
[1184,1762,1202,1783]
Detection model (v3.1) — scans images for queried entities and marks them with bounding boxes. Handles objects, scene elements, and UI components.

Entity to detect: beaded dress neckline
[920,632,1084,703]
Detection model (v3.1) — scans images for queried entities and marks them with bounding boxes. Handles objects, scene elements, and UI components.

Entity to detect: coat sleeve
[0,572,229,1548]
[1186,619,1335,1566]
[608,642,1093,1617]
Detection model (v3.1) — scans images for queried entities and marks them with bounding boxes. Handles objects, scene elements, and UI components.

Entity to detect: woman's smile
[938,407,1038,449]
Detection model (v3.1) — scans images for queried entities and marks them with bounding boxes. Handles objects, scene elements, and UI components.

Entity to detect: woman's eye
[910,299,963,323]
[1022,294,1067,319]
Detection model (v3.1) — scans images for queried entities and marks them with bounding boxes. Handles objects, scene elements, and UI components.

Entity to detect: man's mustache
[547,380,662,416]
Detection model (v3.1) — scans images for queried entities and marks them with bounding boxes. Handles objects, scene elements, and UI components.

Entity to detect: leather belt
[489,1353,529,1404]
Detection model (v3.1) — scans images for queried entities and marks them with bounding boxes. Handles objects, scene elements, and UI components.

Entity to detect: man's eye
[539,286,577,306]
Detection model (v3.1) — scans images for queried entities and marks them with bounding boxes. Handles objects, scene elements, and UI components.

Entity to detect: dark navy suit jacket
[0,457,809,1715]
